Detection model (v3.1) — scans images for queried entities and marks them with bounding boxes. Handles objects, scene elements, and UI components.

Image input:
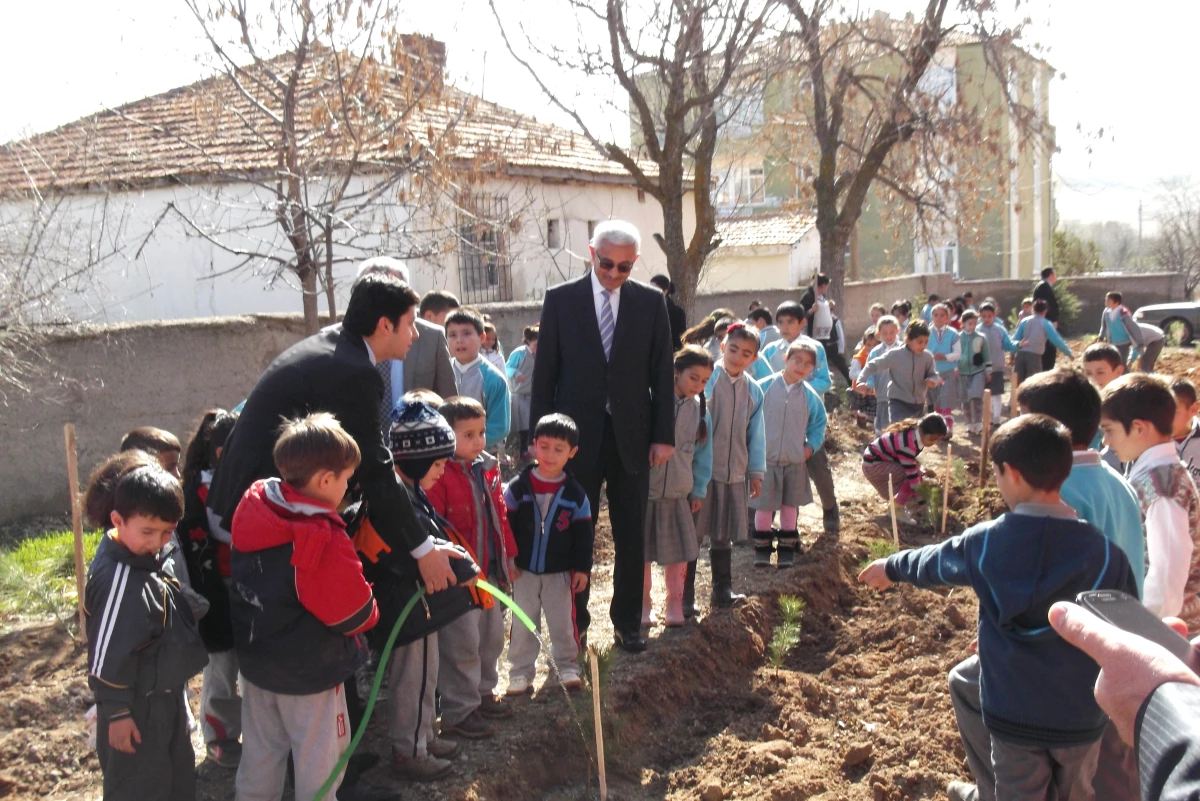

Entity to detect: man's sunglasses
[595,257,634,274]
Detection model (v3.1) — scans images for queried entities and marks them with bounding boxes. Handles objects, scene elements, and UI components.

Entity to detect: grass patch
[767,594,806,671]
[0,529,102,618]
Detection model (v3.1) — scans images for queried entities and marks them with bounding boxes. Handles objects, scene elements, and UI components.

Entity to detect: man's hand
[854,382,869,395]
[571,572,590,593]
[749,477,763,499]
[857,559,892,590]
[925,377,941,388]
[417,544,469,593]
[689,498,703,514]
[1048,601,1200,745]
[649,444,675,468]
[108,717,141,754]
[804,445,813,461]
[507,558,520,582]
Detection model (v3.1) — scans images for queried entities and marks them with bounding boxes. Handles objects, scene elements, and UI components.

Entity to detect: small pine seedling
[767,594,806,671]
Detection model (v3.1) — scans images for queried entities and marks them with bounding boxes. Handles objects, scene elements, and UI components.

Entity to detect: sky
[2,0,1196,230]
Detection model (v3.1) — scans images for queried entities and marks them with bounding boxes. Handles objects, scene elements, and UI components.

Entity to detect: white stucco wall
[2,174,695,323]
[699,229,820,292]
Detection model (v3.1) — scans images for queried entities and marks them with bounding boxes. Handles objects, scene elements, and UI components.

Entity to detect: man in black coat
[1033,267,1060,372]
[650,273,687,351]
[208,274,466,592]
[530,221,676,653]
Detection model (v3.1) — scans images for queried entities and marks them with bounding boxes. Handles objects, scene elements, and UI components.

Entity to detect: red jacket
[230,479,378,694]
[427,454,517,588]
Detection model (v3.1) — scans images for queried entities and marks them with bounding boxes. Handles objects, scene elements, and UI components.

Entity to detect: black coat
[529,274,676,476]
[207,326,427,576]
[1138,681,1200,800]
[666,296,687,352]
[1033,280,1059,324]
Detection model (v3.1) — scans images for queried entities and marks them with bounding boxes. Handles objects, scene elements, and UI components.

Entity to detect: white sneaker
[505,675,531,696]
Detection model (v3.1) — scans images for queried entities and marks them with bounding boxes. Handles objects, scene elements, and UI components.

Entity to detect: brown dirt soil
[5,348,1199,800]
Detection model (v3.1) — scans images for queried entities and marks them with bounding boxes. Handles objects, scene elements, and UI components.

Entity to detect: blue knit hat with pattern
[389,399,455,481]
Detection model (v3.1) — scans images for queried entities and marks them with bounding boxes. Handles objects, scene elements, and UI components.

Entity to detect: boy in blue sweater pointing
[859,414,1137,801]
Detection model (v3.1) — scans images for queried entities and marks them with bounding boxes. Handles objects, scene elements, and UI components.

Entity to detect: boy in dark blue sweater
[859,414,1138,801]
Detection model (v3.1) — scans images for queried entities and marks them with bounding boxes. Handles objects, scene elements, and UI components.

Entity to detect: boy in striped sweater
[860,413,949,524]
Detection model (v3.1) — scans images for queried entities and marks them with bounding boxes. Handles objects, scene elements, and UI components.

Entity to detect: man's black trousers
[573,415,650,637]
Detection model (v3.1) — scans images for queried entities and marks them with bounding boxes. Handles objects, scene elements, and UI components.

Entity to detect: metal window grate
[457,195,513,304]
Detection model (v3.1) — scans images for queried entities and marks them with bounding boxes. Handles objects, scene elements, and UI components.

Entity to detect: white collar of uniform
[1129,441,1182,479]
[363,338,378,365]
[1072,450,1101,466]
[782,375,804,392]
[590,269,621,300]
[454,355,483,374]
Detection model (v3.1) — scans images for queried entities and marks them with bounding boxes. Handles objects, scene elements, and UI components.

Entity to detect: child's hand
[925,377,940,388]
[571,572,589,593]
[108,716,141,754]
[857,559,893,590]
[934,353,946,361]
[804,445,813,461]
[689,498,703,514]
[749,477,763,499]
[507,558,520,582]
[1019,339,1030,348]
[854,383,869,395]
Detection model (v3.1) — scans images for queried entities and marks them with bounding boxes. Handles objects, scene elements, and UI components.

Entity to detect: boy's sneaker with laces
[441,709,497,739]
[478,694,514,719]
[426,737,461,761]
[206,739,242,769]
[506,675,532,696]
[391,752,453,782]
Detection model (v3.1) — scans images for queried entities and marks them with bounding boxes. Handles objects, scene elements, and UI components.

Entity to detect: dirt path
[4,345,1197,800]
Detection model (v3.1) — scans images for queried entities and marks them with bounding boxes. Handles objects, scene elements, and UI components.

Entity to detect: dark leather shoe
[613,629,647,653]
[336,780,401,801]
[344,752,381,782]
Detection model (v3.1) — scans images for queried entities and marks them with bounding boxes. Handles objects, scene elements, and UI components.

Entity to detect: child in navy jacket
[504,414,593,694]
[859,414,1137,801]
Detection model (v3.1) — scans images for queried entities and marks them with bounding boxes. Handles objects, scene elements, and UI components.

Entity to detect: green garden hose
[315,579,536,799]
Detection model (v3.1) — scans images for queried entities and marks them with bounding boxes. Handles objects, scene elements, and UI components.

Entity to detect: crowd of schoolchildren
[77,267,1199,801]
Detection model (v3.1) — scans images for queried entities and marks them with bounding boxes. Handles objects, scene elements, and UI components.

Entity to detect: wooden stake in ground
[980,389,993,487]
[589,645,608,801]
[941,441,953,535]
[64,424,87,641]
[888,473,899,548]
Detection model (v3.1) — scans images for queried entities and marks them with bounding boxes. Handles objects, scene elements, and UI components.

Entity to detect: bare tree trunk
[299,263,320,334]
[324,215,337,322]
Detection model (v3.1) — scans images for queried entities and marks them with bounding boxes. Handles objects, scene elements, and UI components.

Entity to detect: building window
[457,195,513,304]
[547,218,562,250]
[717,90,765,139]
[715,165,767,207]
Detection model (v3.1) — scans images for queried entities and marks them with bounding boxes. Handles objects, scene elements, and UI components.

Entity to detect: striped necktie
[377,360,394,436]
[599,290,615,361]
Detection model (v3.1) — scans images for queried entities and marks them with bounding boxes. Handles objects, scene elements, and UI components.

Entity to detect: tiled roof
[0,48,654,198]
[716,213,816,249]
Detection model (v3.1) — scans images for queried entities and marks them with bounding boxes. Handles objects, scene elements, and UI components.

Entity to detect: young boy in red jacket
[230,413,379,801]
[426,396,519,737]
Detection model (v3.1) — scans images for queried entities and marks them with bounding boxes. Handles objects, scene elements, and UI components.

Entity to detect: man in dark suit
[355,259,457,421]
[530,221,676,653]
[650,273,687,351]
[1033,267,1060,372]
[208,273,466,593]
[1049,601,1200,801]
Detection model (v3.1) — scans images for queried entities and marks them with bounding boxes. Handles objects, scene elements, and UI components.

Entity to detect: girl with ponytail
[642,345,715,627]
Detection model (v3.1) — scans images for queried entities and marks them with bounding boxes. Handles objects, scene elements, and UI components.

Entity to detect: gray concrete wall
[1,271,1186,525]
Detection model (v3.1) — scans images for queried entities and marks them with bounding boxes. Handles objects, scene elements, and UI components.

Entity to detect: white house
[700,212,820,292]
[0,44,694,324]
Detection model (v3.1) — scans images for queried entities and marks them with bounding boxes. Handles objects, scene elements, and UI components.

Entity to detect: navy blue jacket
[504,465,594,574]
[885,505,1138,747]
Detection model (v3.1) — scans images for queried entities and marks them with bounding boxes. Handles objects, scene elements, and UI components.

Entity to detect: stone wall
[1,271,1187,525]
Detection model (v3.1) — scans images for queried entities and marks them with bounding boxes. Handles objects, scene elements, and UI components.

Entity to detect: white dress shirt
[1129,441,1194,618]
[590,270,621,326]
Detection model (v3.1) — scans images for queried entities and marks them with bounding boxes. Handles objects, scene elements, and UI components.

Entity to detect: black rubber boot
[776,529,799,569]
[682,559,698,619]
[753,529,775,567]
[822,506,840,535]
[710,549,745,609]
